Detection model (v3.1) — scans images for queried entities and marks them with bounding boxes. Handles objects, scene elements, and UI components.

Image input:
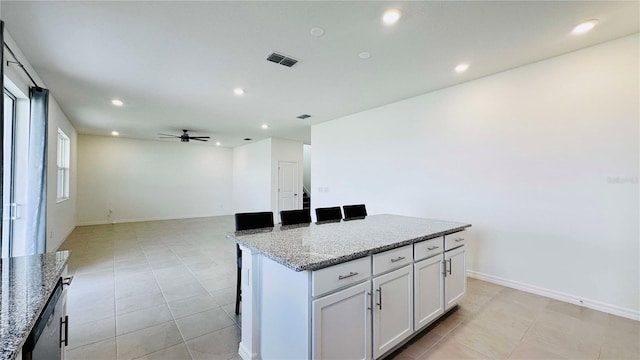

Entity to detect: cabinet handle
[62,276,74,287]
[390,256,405,263]
[427,246,439,251]
[442,260,447,277]
[338,271,358,280]
[367,292,372,310]
[60,315,69,347]
[376,287,382,310]
[455,238,464,242]
[447,258,452,275]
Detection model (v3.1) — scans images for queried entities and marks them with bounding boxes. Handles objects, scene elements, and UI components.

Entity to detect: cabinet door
[372,265,413,359]
[312,281,372,360]
[444,246,466,310]
[414,255,444,331]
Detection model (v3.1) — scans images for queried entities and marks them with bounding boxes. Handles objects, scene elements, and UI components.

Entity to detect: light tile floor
[59,216,639,360]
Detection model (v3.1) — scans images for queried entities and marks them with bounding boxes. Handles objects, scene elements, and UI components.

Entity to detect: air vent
[296,114,311,119]
[267,52,299,68]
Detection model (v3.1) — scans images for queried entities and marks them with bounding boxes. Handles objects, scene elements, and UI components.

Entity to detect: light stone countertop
[228,214,471,271]
[0,251,71,360]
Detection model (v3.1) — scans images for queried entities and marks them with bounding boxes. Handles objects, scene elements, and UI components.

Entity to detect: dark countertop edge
[3,251,71,360]
[229,224,471,272]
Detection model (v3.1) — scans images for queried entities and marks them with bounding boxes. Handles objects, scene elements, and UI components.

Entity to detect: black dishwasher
[23,278,67,360]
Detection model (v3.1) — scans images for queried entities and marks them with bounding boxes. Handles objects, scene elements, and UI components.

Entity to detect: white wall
[3,31,78,252]
[232,138,304,222]
[270,138,304,216]
[47,100,77,250]
[232,139,272,214]
[312,35,639,318]
[77,135,232,225]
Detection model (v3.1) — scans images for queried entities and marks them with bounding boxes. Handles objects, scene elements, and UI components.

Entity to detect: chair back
[280,209,312,226]
[315,207,343,222]
[343,204,367,220]
[235,211,275,231]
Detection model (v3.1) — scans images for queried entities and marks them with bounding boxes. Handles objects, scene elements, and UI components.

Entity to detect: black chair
[280,209,311,226]
[343,204,367,221]
[315,206,343,223]
[235,211,274,315]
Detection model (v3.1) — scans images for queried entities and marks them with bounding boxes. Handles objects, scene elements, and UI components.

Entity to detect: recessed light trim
[454,63,469,73]
[261,124,269,130]
[111,131,119,136]
[382,9,402,25]
[310,27,325,37]
[234,88,245,96]
[359,52,372,59]
[215,141,221,146]
[572,19,599,34]
[111,99,124,107]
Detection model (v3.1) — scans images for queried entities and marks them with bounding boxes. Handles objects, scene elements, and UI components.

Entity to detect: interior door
[278,161,298,220]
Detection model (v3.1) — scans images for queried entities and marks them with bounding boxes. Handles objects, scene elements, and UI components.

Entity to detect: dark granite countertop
[228,214,470,271]
[0,251,71,360]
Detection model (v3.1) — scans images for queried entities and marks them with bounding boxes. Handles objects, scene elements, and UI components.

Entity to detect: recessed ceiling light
[215,141,221,146]
[454,63,469,73]
[234,88,245,96]
[382,9,402,25]
[310,27,325,37]
[261,124,269,130]
[111,131,119,136]
[359,52,372,59]
[111,99,124,107]
[572,19,599,34]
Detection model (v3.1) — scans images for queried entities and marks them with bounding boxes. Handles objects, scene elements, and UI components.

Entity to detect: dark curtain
[25,87,49,254]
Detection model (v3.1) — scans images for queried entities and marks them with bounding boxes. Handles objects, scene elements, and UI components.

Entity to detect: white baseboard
[238,343,256,360]
[467,270,640,321]
[76,213,233,226]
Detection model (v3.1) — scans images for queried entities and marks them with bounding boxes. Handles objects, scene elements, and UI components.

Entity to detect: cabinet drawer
[414,238,443,261]
[312,257,371,297]
[373,245,412,276]
[445,231,466,250]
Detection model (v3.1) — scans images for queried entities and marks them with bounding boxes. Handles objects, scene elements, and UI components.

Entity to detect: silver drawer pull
[455,238,464,242]
[427,246,439,251]
[62,276,74,287]
[338,271,359,280]
[390,256,406,263]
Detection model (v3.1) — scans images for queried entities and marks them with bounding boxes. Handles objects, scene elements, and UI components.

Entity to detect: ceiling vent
[267,52,299,67]
[296,114,311,119]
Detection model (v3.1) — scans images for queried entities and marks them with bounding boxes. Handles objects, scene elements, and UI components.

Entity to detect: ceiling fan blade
[189,136,211,139]
[159,136,178,139]
[191,138,209,141]
[158,133,180,137]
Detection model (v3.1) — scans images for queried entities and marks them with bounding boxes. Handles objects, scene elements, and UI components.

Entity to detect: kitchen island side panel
[260,255,311,359]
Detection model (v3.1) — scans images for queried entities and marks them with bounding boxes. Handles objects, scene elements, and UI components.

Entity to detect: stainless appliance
[22,278,67,360]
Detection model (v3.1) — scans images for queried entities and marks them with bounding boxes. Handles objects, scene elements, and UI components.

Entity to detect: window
[57,129,70,201]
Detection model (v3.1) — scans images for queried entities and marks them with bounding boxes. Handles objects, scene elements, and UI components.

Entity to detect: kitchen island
[230,214,471,360]
[0,251,71,360]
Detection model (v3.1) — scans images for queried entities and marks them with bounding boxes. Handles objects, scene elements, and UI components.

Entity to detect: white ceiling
[2,1,638,147]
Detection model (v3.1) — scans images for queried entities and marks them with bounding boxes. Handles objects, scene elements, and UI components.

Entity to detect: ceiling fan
[158,129,210,142]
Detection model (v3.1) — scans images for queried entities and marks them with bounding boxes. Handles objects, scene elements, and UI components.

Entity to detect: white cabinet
[372,265,413,359]
[414,254,444,331]
[312,281,372,360]
[444,245,466,310]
